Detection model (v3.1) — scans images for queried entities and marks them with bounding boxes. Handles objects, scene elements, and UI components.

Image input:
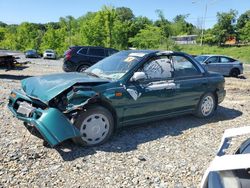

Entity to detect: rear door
[219,56,234,75]
[171,54,207,111]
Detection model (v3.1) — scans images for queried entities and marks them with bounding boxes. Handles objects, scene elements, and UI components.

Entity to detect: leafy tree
[239,21,250,43]
[129,25,161,49]
[237,10,250,30]
[212,10,238,45]
[100,6,117,47]
[0,21,7,27]
[116,7,134,22]
[171,14,195,35]
[155,9,172,39]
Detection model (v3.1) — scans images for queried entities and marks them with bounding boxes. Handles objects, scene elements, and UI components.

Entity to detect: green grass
[178,45,250,64]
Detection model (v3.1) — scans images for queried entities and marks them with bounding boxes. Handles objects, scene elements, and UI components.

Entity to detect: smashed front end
[8,82,101,147]
[8,88,82,147]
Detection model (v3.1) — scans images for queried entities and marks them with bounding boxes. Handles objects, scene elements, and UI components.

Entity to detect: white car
[201,126,250,188]
[43,49,56,59]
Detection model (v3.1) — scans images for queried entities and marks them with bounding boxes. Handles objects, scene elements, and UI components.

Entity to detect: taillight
[65,49,72,60]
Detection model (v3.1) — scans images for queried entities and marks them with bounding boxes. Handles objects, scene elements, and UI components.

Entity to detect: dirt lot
[0,53,250,187]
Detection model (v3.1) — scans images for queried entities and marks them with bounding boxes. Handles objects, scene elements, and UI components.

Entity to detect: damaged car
[8,50,226,147]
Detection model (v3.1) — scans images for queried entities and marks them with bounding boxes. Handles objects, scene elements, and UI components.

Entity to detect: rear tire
[195,92,216,118]
[230,68,240,78]
[72,106,114,146]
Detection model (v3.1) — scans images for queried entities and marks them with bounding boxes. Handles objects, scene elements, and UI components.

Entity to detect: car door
[87,47,106,64]
[204,56,220,73]
[122,56,177,124]
[219,56,233,75]
[171,54,207,111]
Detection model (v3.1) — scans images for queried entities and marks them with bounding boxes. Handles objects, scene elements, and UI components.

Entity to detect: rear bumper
[8,90,80,147]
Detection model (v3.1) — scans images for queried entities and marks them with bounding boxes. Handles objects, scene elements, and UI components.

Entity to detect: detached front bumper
[8,89,80,147]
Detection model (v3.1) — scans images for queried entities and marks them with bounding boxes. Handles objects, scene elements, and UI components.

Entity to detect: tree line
[0,6,249,55]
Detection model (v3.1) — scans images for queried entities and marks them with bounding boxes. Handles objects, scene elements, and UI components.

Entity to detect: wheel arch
[229,67,240,76]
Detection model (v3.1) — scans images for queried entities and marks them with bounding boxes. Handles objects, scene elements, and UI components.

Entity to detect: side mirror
[205,61,211,64]
[130,72,147,82]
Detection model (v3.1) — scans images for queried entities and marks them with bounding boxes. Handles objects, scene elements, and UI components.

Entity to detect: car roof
[197,54,231,57]
[70,46,117,50]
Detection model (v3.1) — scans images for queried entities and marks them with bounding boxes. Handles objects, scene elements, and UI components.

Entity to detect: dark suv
[63,46,118,72]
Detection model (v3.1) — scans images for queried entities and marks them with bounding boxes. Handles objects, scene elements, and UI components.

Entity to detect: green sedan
[8,50,226,147]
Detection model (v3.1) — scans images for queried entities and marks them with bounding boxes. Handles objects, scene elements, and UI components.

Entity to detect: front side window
[206,56,219,63]
[88,48,105,56]
[172,55,200,77]
[142,58,173,80]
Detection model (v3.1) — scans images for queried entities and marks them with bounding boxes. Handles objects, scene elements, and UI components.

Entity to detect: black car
[63,46,118,72]
[25,50,40,58]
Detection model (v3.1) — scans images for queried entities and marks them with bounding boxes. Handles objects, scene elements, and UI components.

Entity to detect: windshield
[85,51,147,80]
[45,50,54,53]
[195,56,208,63]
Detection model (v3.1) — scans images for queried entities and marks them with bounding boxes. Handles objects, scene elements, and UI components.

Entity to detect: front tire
[195,92,216,118]
[72,106,114,146]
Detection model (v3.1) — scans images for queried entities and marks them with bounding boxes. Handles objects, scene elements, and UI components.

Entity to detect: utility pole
[200,3,207,46]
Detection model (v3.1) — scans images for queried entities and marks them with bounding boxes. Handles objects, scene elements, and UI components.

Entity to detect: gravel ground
[0,53,250,187]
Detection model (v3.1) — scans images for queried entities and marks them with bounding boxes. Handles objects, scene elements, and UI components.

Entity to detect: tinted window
[78,48,88,55]
[88,48,105,56]
[172,56,200,77]
[142,57,173,79]
[206,56,219,63]
[220,57,233,63]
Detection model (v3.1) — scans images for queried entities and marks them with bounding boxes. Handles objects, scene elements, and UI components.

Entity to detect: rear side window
[220,57,234,63]
[172,56,201,77]
[88,48,105,56]
[78,48,88,55]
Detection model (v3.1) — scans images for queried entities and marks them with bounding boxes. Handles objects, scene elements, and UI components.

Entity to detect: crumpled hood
[22,72,109,103]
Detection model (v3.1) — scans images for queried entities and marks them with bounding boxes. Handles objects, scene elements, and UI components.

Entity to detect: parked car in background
[43,49,56,59]
[8,50,225,147]
[63,46,118,72]
[25,50,40,58]
[195,55,243,77]
[201,126,250,188]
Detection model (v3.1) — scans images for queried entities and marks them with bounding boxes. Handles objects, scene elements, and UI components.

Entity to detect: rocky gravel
[0,54,250,187]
